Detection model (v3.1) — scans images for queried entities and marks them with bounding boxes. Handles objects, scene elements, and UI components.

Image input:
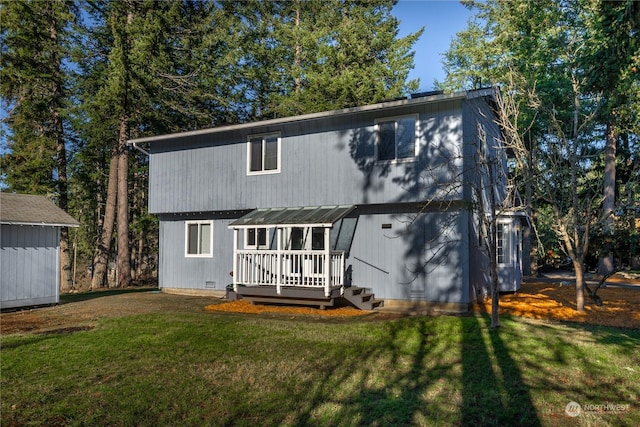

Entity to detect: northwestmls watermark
[565,401,631,417]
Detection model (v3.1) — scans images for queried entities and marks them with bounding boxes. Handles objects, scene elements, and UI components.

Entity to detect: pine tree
[0,0,77,290]
[224,0,423,120]
[76,0,237,288]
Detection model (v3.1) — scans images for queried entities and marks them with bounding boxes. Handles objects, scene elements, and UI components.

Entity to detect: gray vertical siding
[158,215,235,291]
[158,207,472,303]
[1,224,60,309]
[149,100,464,214]
[147,92,514,305]
[347,207,470,303]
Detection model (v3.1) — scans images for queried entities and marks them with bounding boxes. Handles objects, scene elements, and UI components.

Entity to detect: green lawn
[1,312,638,426]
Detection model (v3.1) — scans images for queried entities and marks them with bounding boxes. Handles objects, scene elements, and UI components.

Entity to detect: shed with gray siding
[131,88,523,312]
[1,193,79,309]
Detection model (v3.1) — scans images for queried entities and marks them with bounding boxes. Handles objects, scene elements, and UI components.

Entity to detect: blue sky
[393,0,474,91]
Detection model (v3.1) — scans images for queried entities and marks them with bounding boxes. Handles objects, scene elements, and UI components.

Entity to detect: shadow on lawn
[461,315,541,426]
[261,314,542,426]
[59,287,157,304]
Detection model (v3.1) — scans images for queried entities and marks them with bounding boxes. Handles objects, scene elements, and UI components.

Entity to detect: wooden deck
[227,285,384,310]
[229,285,343,309]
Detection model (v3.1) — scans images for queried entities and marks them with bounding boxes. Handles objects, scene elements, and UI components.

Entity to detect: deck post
[324,227,331,297]
[232,228,238,292]
[276,227,282,295]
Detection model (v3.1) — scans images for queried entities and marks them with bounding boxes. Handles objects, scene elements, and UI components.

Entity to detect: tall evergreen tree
[0,0,77,290]
[224,0,422,120]
[581,0,640,275]
[76,0,237,288]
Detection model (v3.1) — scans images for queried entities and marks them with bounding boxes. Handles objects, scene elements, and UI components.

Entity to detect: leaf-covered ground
[475,277,640,329]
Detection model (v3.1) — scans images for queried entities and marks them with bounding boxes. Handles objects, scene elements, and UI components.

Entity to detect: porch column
[324,227,331,297]
[276,227,282,295]
[232,228,238,292]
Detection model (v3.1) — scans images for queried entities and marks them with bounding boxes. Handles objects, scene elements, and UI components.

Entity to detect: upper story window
[247,133,280,175]
[185,220,213,257]
[375,115,418,161]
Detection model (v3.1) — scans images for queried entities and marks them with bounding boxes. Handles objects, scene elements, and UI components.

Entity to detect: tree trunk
[48,7,73,292]
[598,123,616,275]
[55,108,72,292]
[91,153,118,289]
[488,164,500,329]
[574,259,585,311]
[116,114,131,287]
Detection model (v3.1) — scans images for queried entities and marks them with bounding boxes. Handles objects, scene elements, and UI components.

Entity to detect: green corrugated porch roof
[229,205,355,229]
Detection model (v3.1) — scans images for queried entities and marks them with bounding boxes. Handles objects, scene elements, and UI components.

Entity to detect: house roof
[0,193,79,227]
[229,205,355,229]
[129,87,497,145]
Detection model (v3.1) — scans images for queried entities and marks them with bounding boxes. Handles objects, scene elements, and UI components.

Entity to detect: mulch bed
[209,274,640,329]
[474,278,640,329]
[205,299,369,317]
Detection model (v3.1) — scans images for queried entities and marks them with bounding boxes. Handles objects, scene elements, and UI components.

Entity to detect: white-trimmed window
[375,115,418,161]
[185,220,213,257]
[247,133,281,174]
[245,227,269,249]
[497,223,510,265]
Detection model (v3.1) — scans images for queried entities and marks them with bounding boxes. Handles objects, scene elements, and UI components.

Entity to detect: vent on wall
[205,281,216,289]
[381,224,392,229]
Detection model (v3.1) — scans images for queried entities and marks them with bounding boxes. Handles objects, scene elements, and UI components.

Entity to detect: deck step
[342,286,384,310]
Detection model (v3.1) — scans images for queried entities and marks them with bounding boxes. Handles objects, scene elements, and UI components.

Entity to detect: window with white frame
[497,223,510,265]
[376,115,417,161]
[247,133,280,174]
[185,221,213,257]
[245,227,269,249]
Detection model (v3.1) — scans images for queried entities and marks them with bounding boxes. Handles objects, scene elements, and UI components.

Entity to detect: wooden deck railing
[235,250,345,294]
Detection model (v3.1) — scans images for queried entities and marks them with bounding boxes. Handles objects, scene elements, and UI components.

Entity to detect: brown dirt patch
[0,289,218,335]
[2,273,638,335]
[474,277,640,329]
[205,299,369,317]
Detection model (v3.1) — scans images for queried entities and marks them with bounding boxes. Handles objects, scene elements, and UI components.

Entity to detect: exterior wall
[468,210,492,301]
[1,224,60,309]
[347,206,471,304]
[462,94,508,205]
[147,91,513,306]
[158,205,472,304]
[149,99,464,214]
[158,214,235,292]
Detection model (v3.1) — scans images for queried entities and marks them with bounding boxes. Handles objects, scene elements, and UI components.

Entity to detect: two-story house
[130,87,523,312]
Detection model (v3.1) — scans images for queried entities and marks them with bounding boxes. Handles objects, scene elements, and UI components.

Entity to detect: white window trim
[247,132,282,175]
[496,222,510,266]
[244,227,270,250]
[374,114,420,163]
[185,220,214,258]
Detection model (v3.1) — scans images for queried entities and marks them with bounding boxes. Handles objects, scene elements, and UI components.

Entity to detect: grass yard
[1,311,638,426]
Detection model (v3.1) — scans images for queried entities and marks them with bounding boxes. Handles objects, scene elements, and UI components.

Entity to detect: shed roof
[229,205,355,229]
[0,193,79,227]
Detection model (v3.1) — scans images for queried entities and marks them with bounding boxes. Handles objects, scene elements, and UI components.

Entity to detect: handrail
[235,249,345,291]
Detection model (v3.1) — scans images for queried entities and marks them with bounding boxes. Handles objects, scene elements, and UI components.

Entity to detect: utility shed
[0,193,79,309]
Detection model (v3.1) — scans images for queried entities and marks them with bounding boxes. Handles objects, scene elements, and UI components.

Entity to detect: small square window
[185,221,213,257]
[376,115,417,161]
[248,133,281,174]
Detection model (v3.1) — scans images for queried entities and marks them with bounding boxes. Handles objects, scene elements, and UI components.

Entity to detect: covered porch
[229,205,355,298]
